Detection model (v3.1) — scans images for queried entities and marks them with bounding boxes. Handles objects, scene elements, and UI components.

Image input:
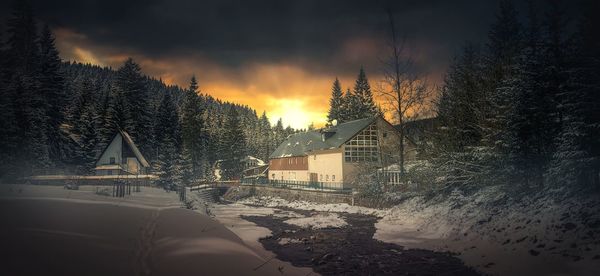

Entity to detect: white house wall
[307,149,343,183]
[97,133,123,165]
[269,170,310,181]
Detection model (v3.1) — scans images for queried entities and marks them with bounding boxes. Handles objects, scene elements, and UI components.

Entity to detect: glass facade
[344,123,380,163]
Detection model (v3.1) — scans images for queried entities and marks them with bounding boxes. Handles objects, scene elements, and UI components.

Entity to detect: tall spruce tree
[550,1,600,189]
[501,2,554,186]
[77,106,97,174]
[218,108,246,180]
[483,0,523,153]
[436,44,486,152]
[346,67,378,121]
[115,58,151,154]
[38,25,67,165]
[257,112,272,161]
[327,78,345,125]
[153,92,181,187]
[181,76,207,182]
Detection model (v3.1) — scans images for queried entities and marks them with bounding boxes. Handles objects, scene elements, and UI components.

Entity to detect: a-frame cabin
[94,130,150,176]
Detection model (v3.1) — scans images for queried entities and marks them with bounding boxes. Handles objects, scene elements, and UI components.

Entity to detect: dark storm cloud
[0,0,500,76]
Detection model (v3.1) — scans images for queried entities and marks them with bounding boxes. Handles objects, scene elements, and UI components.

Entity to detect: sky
[0,0,575,129]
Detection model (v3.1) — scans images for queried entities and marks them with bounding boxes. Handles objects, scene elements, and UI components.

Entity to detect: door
[127,158,139,174]
[310,173,318,183]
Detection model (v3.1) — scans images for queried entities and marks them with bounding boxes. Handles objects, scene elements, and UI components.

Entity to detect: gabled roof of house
[119,129,150,167]
[242,155,266,166]
[269,117,378,159]
[96,129,150,168]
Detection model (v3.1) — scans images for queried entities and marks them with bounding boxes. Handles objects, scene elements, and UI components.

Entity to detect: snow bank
[284,213,348,229]
[375,185,600,275]
[239,196,387,216]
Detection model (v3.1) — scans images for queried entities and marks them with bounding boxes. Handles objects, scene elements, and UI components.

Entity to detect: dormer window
[109,157,115,164]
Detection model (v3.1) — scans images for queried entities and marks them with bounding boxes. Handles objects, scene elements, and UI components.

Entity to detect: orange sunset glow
[53,27,436,129]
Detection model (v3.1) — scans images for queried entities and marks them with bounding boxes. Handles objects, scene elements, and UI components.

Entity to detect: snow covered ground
[0,184,310,275]
[284,213,347,229]
[373,186,600,275]
[236,189,600,276]
[239,196,386,216]
[0,183,183,209]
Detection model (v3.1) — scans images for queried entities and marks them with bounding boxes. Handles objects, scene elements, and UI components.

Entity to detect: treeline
[431,1,599,190]
[325,67,381,126]
[0,2,296,184]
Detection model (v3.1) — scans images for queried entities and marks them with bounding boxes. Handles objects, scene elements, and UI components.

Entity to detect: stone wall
[224,185,354,205]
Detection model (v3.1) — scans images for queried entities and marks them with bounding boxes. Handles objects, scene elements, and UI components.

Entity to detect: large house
[94,130,150,176]
[268,116,402,188]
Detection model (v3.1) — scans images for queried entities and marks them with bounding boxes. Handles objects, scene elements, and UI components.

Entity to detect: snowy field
[0,184,305,275]
[0,184,183,209]
[236,190,600,276]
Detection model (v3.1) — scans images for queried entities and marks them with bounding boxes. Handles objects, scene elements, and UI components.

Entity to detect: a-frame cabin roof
[269,117,378,159]
[96,129,150,167]
[119,129,150,167]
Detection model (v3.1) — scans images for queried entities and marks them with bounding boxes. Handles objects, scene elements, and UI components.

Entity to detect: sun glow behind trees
[52,27,436,129]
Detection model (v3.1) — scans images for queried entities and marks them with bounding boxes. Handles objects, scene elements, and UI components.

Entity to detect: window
[326,175,329,181]
[108,170,113,175]
[320,174,323,181]
[344,123,380,163]
[314,155,316,160]
[109,157,115,164]
[332,175,335,181]
[272,173,275,179]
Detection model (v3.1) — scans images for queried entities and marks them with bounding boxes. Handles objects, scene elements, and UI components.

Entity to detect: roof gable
[95,129,150,167]
[119,130,150,167]
[269,117,378,158]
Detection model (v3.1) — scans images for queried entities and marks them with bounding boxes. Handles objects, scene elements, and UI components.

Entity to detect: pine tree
[500,2,555,186]
[257,112,272,161]
[181,76,207,182]
[436,44,486,152]
[179,146,194,186]
[327,78,345,125]
[38,25,67,165]
[77,106,97,174]
[4,1,51,173]
[70,77,97,133]
[153,92,181,187]
[218,108,246,180]
[481,0,524,159]
[550,1,600,189]
[346,67,378,121]
[271,118,286,152]
[114,58,151,154]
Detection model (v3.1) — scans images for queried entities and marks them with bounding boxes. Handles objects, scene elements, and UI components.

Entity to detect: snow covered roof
[242,155,266,165]
[119,129,150,168]
[269,117,378,159]
[96,129,150,168]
